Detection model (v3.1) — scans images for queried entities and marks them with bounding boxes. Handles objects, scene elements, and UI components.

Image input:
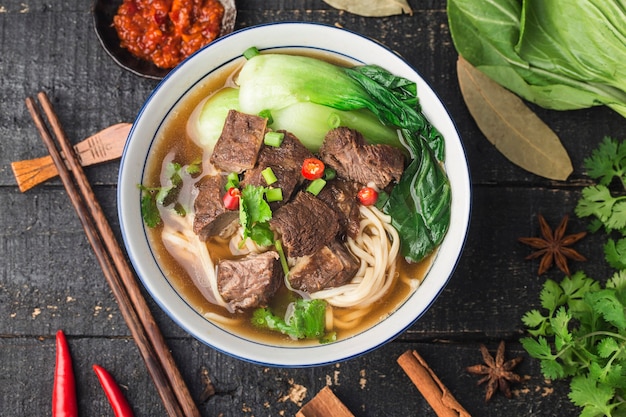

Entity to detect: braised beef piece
[217,251,283,311]
[288,240,359,293]
[317,179,361,239]
[269,191,341,258]
[193,175,239,240]
[209,110,267,173]
[240,131,314,205]
[318,127,405,189]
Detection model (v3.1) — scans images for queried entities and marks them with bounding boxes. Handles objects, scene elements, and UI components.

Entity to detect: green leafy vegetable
[140,160,201,227]
[522,137,626,416]
[575,137,626,271]
[239,184,274,247]
[448,0,626,118]
[521,271,626,417]
[193,87,240,151]
[251,298,329,340]
[237,53,451,262]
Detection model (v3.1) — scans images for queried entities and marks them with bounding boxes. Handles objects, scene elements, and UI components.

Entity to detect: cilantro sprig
[140,160,201,228]
[522,136,626,417]
[575,136,626,269]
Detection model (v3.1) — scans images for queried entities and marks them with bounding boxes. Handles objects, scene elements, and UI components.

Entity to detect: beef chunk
[288,240,359,293]
[209,110,267,173]
[269,191,341,258]
[317,179,361,239]
[193,175,239,240]
[217,251,283,311]
[318,127,405,189]
[241,131,314,204]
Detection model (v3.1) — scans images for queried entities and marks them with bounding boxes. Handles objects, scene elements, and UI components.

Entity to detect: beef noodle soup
[141,51,442,345]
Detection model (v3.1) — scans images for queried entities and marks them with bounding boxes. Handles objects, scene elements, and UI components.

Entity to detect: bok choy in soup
[140,47,451,344]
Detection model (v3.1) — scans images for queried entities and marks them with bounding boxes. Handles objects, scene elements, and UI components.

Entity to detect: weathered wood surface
[1,0,624,416]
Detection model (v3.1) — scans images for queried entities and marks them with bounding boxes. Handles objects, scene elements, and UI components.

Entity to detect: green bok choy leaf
[448,0,626,118]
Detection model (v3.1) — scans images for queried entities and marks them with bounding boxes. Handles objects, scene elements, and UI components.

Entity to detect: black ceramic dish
[92,0,237,80]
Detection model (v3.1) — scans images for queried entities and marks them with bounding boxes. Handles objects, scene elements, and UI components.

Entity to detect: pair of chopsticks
[25,92,201,417]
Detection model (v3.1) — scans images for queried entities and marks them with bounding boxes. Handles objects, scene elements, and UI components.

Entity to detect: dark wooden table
[1,1,624,416]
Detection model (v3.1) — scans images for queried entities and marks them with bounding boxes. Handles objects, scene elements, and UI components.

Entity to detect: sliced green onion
[306,178,326,196]
[261,167,278,185]
[327,112,341,129]
[225,172,240,190]
[258,109,273,124]
[274,239,290,276]
[264,131,284,147]
[323,167,336,181]
[243,46,260,60]
[265,187,283,202]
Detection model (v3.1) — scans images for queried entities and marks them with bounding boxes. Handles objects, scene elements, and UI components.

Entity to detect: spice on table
[296,386,355,417]
[53,330,78,417]
[466,341,527,402]
[397,350,471,417]
[518,214,587,276]
[93,364,135,417]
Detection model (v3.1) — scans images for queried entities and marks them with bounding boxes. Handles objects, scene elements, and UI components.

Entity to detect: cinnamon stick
[296,386,355,417]
[398,350,471,417]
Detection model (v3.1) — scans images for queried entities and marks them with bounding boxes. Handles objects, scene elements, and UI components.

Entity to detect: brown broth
[144,52,435,345]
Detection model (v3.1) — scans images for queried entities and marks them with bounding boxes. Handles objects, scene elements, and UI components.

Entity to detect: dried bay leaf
[323,0,412,17]
[457,56,573,181]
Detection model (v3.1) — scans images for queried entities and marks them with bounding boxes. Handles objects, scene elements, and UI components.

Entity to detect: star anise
[466,341,526,402]
[518,214,586,276]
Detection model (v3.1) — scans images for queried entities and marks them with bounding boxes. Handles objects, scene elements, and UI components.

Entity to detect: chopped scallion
[327,112,341,129]
[323,167,336,181]
[306,178,326,196]
[265,187,283,202]
[243,46,260,60]
[225,172,240,190]
[258,109,273,124]
[264,131,284,147]
[261,167,278,185]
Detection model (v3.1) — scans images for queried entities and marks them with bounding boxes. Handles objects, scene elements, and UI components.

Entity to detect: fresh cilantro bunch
[521,271,626,417]
[522,136,626,417]
[575,137,626,270]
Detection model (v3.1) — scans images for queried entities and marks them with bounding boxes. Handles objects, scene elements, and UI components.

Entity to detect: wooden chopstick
[25,92,201,417]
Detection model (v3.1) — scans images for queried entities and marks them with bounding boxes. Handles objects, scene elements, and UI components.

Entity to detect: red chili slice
[357,186,379,206]
[223,187,241,210]
[301,158,325,180]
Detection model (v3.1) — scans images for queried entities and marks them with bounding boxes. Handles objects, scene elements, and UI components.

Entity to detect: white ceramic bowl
[118,22,471,367]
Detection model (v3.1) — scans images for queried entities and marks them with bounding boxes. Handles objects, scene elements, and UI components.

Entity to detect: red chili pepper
[93,365,135,417]
[223,187,241,210]
[301,158,325,180]
[357,186,379,206]
[53,330,78,417]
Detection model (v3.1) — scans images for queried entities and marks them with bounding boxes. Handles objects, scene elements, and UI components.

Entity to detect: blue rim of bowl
[118,21,472,367]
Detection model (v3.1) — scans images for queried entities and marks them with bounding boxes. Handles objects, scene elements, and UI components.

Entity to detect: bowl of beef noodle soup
[118,22,471,367]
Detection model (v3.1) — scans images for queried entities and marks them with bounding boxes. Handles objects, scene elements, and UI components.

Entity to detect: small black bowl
[92,0,237,80]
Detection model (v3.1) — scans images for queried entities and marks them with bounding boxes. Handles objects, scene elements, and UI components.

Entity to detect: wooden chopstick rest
[11,122,131,192]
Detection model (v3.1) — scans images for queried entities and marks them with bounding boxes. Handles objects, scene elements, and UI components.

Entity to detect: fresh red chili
[301,158,325,180]
[53,330,78,417]
[223,187,241,210]
[93,364,135,417]
[357,186,379,206]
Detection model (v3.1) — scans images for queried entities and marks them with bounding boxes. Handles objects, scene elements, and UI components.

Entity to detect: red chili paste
[113,0,225,69]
